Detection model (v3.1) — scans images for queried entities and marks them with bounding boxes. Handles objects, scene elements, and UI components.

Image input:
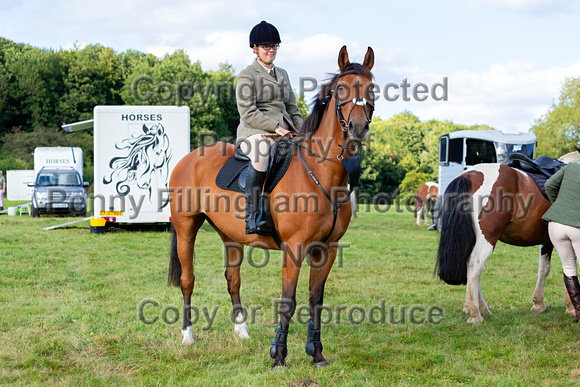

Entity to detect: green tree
[532,76,580,158]
[120,50,238,148]
[59,44,125,124]
[0,43,68,131]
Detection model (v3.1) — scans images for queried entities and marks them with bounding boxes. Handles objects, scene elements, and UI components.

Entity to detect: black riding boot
[563,274,580,323]
[245,165,271,236]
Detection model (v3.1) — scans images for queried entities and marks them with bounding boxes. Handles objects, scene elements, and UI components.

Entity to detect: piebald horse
[436,151,580,323]
[167,46,375,367]
[414,182,438,226]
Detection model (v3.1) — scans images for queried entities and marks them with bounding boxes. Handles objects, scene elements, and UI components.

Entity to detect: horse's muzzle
[348,120,370,142]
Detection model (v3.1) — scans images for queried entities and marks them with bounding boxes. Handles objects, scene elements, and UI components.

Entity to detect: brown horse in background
[414,182,438,226]
[436,152,580,323]
[167,46,375,368]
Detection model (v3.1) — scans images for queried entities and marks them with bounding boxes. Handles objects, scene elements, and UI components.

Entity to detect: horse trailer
[7,170,35,201]
[93,105,191,224]
[438,128,536,196]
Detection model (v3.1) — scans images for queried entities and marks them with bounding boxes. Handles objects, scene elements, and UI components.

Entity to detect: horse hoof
[181,326,195,344]
[234,322,250,339]
[271,361,286,370]
[467,316,484,324]
[531,304,547,313]
[313,360,329,368]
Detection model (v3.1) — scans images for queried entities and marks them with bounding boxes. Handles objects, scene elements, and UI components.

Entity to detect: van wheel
[31,207,39,217]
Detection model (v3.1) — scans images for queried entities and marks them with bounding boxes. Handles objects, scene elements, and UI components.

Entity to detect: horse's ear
[142,124,148,133]
[338,45,350,70]
[363,47,374,70]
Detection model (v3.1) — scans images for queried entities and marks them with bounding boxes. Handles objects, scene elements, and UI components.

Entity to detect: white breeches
[549,221,580,277]
[240,134,275,172]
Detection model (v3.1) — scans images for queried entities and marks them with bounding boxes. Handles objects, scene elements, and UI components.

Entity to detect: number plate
[52,203,69,208]
[100,211,124,216]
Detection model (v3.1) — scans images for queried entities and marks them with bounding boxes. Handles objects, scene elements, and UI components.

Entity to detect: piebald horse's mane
[300,63,374,138]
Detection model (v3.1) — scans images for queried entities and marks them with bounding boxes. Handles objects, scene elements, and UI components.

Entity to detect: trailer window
[449,138,464,163]
[439,137,449,165]
[465,139,496,166]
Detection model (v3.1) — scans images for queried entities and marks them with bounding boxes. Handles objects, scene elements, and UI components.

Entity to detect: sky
[1,0,580,132]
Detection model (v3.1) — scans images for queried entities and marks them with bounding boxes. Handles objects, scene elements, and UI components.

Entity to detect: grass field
[1,202,580,386]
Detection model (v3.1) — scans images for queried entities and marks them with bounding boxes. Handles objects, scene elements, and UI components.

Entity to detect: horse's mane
[300,62,374,138]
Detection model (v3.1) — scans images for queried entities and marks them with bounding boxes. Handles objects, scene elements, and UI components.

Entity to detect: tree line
[0,37,578,197]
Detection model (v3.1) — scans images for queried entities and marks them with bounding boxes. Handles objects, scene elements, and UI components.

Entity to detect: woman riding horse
[236,21,303,235]
[168,44,375,368]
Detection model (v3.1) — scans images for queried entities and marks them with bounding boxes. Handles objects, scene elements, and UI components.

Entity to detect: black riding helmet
[249,21,281,48]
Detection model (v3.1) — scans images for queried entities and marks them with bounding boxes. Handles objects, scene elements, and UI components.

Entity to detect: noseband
[333,70,375,157]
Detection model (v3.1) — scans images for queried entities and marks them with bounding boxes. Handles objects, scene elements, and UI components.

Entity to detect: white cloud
[410,60,580,130]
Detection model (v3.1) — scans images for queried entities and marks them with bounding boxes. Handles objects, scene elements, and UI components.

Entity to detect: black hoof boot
[270,323,288,368]
[305,319,328,367]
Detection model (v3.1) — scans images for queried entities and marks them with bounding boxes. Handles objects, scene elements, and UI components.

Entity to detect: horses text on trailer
[438,128,537,195]
[30,147,88,217]
[93,105,190,224]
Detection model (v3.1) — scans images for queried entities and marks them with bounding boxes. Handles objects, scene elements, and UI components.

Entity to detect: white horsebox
[438,128,537,196]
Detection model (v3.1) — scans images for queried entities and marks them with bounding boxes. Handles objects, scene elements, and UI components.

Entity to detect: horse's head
[334,46,375,149]
[300,46,375,157]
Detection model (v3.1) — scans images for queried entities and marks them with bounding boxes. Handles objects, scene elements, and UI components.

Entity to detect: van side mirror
[83,182,89,187]
[28,182,35,187]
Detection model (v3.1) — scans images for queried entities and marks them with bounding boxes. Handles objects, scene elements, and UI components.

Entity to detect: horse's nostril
[348,121,369,141]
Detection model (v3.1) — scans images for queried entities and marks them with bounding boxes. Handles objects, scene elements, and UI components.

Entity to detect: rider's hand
[275,127,293,138]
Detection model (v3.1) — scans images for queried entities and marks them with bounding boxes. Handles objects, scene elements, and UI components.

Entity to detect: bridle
[333,70,375,158]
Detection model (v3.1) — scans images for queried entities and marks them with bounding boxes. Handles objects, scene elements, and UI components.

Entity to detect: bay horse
[414,182,438,226]
[167,46,375,367]
[436,151,580,323]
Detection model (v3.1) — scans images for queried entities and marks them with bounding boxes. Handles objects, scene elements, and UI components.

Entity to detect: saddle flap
[215,141,294,195]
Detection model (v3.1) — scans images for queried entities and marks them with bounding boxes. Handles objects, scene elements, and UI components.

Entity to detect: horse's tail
[167,223,182,287]
[435,174,476,285]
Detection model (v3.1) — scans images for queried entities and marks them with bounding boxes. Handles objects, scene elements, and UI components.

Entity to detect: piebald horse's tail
[167,224,182,287]
[436,174,476,285]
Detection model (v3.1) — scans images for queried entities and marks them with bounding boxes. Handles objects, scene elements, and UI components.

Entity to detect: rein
[297,145,360,243]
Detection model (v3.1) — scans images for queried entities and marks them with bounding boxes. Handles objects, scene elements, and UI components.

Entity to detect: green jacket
[542,162,580,227]
[235,59,303,143]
